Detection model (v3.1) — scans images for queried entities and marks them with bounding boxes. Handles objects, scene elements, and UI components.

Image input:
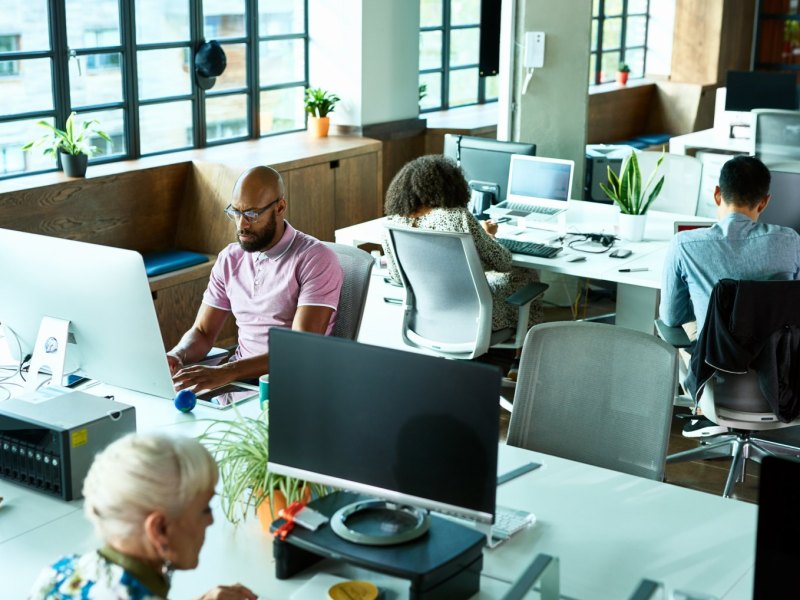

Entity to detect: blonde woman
[29,433,257,600]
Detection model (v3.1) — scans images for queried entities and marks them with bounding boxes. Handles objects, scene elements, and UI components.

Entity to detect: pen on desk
[618,267,649,273]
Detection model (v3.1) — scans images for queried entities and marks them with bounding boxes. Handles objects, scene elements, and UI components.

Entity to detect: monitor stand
[272,491,485,600]
[25,316,71,391]
[330,498,430,545]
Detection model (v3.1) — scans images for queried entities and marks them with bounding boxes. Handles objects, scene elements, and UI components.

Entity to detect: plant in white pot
[304,87,340,138]
[199,409,329,531]
[599,151,665,242]
[22,111,111,178]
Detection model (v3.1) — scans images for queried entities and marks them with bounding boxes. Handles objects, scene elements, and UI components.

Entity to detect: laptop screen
[673,221,713,234]
[507,155,574,204]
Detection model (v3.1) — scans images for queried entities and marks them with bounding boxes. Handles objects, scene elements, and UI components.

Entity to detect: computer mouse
[610,249,632,259]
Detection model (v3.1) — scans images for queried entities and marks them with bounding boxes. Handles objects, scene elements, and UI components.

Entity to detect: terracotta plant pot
[616,71,629,86]
[255,487,312,534]
[308,116,330,138]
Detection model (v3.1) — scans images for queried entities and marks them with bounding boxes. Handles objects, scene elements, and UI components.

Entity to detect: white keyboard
[492,505,536,539]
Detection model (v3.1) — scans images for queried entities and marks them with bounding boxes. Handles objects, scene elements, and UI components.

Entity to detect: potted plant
[617,62,631,86]
[22,111,111,177]
[199,410,328,531]
[304,87,340,138]
[599,151,665,242]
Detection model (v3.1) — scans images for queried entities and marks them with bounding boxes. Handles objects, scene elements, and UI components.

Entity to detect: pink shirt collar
[257,222,297,262]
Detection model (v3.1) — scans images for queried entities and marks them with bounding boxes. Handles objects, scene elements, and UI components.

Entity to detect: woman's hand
[197,583,258,600]
[480,219,499,238]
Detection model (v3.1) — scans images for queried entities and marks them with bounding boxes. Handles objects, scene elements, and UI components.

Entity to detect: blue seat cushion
[635,133,671,146]
[617,138,650,149]
[143,250,209,277]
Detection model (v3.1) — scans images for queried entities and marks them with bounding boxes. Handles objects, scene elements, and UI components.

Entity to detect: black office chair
[657,279,800,498]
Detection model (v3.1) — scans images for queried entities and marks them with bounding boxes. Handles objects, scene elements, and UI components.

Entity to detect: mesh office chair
[507,321,678,481]
[635,151,702,215]
[752,109,800,166]
[657,279,800,498]
[384,223,547,362]
[321,242,374,340]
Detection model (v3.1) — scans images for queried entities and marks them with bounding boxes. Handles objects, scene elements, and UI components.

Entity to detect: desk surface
[0,384,756,599]
[669,128,752,157]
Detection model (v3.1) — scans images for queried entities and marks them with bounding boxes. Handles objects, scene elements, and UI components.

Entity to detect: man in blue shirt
[660,156,800,437]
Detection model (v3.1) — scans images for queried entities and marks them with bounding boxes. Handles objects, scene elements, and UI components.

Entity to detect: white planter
[618,213,647,242]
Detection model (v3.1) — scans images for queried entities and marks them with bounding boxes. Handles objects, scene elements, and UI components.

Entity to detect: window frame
[590,0,650,86]
[0,0,309,180]
[419,0,496,113]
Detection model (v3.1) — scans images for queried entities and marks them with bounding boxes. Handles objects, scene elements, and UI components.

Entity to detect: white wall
[511,0,592,199]
[309,0,419,128]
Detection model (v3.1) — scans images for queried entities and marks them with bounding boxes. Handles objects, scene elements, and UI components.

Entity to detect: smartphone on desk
[195,383,259,409]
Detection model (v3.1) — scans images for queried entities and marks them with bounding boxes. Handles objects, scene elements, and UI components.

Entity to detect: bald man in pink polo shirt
[167,166,343,392]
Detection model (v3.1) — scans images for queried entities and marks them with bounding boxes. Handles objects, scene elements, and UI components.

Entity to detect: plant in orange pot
[304,87,340,137]
[616,62,631,86]
[200,410,328,531]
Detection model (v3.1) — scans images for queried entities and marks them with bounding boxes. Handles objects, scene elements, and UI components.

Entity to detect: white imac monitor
[268,329,501,529]
[0,228,175,398]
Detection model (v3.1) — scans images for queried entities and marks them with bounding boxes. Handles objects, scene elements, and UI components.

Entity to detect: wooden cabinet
[283,152,383,241]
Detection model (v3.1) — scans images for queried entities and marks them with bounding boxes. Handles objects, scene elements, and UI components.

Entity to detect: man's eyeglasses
[224,197,281,224]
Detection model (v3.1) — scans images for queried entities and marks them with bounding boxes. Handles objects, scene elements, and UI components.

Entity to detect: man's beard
[237,212,277,252]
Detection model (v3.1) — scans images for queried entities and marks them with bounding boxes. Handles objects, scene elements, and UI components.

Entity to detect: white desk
[336,201,713,334]
[669,128,752,157]
[1,386,757,599]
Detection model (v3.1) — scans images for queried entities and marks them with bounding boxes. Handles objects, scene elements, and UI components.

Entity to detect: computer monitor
[0,228,175,398]
[443,134,536,213]
[761,169,800,233]
[753,456,800,598]
[268,329,501,526]
[725,71,798,112]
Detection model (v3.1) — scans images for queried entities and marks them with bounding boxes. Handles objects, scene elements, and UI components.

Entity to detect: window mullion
[120,0,139,158]
[247,0,258,138]
[442,0,451,109]
[50,1,70,129]
[191,0,205,148]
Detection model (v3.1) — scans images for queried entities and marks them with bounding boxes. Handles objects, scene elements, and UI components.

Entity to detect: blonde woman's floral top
[29,550,166,600]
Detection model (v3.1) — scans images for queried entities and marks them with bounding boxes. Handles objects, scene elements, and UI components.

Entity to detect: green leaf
[641,175,666,213]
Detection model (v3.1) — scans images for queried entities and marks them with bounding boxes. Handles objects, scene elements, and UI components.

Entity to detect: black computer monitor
[761,169,800,233]
[443,134,536,213]
[753,456,800,598]
[267,329,501,526]
[725,70,798,112]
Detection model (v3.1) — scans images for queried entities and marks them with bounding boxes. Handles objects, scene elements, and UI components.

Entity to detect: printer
[584,144,637,203]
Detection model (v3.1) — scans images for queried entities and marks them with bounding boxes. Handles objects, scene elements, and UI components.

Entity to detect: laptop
[673,221,714,234]
[492,155,574,221]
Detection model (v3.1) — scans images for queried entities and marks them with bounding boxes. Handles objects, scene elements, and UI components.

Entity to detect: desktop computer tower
[584,144,636,203]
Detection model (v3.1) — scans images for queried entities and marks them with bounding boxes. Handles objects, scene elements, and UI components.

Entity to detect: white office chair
[383,223,547,362]
[752,109,800,166]
[635,151,702,215]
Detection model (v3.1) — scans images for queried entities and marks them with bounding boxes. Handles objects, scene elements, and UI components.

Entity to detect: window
[590,0,650,85]
[0,34,21,77]
[0,0,309,179]
[419,0,498,112]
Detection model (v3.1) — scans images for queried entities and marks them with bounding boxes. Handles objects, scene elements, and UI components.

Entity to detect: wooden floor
[488,285,777,506]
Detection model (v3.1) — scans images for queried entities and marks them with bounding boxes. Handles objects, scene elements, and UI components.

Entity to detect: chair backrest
[384,223,494,359]
[690,279,800,426]
[635,151,702,215]
[753,109,800,166]
[321,242,374,340]
[507,321,678,480]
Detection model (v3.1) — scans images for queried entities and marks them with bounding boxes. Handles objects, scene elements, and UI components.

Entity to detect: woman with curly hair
[381,154,543,381]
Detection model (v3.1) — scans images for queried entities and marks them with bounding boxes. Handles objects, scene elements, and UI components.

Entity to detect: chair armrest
[505,282,549,307]
[654,319,692,348]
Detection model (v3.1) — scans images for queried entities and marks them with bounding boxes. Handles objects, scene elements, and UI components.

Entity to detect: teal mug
[259,374,269,409]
